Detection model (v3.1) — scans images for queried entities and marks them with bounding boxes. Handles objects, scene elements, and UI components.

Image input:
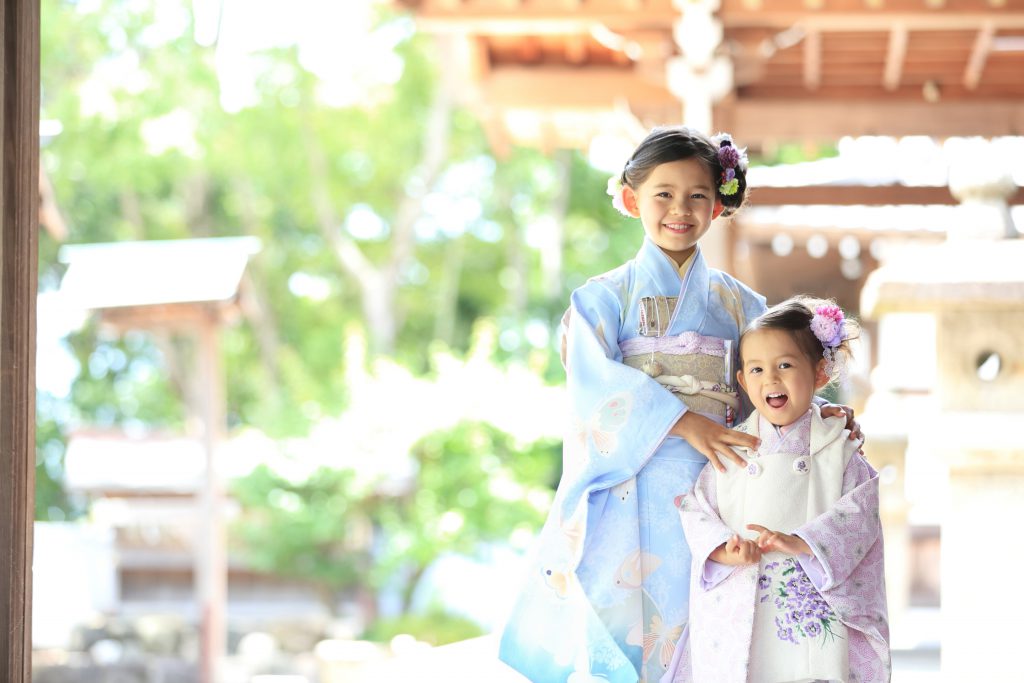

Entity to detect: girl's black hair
[619,126,748,217]
[740,295,860,382]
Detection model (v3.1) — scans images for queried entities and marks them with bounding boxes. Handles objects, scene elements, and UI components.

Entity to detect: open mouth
[765,392,788,409]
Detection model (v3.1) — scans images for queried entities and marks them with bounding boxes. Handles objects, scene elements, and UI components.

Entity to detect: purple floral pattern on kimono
[664,425,891,683]
[760,558,841,645]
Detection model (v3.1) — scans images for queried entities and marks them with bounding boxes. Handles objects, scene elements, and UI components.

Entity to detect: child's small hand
[672,411,759,473]
[711,534,761,566]
[820,403,864,445]
[746,524,812,556]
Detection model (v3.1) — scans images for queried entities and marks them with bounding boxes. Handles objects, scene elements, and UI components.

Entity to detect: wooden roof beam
[717,99,1024,142]
[721,14,1024,31]
[749,184,1024,207]
[964,21,996,90]
[804,28,822,89]
[720,0,1017,17]
[481,66,678,109]
[883,23,908,90]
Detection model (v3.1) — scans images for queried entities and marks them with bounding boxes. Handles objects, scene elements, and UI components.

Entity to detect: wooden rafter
[482,66,678,109]
[565,33,588,63]
[721,11,1024,31]
[883,23,909,90]
[804,28,822,89]
[718,98,1024,142]
[719,0,1024,16]
[737,221,947,244]
[402,0,678,33]
[964,21,996,89]
[749,184,1024,206]
[401,0,1024,144]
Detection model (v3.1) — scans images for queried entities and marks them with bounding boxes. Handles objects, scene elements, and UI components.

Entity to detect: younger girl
[498,127,859,683]
[667,296,890,683]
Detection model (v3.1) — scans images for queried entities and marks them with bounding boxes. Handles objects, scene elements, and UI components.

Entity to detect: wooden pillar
[0,0,40,681]
[669,0,733,270]
[196,313,227,683]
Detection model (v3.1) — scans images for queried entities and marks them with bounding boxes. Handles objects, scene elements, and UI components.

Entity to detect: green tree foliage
[230,420,560,621]
[362,606,485,647]
[39,0,635,447]
[375,421,560,612]
[37,0,636,634]
[229,464,375,616]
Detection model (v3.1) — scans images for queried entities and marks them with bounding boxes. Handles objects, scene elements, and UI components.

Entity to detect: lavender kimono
[665,407,890,683]
[499,239,766,683]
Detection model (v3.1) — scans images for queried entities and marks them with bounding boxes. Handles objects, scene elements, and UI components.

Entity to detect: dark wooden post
[0,0,40,681]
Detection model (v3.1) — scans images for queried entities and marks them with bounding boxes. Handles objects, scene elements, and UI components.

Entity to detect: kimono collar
[808,403,849,453]
[635,237,711,336]
[738,403,847,454]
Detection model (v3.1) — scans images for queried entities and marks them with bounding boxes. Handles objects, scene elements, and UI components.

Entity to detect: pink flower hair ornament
[810,304,846,380]
[810,305,845,349]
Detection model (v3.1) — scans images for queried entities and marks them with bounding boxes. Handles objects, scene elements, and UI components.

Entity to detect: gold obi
[624,295,737,421]
[622,351,732,419]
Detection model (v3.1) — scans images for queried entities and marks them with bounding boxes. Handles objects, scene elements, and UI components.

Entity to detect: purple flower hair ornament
[811,304,846,379]
[711,132,748,197]
[811,305,845,349]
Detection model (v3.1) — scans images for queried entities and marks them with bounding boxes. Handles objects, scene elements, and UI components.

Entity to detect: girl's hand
[710,534,761,566]
[820,403,864,444]
[746,524,811,556]
[671,411,759,473]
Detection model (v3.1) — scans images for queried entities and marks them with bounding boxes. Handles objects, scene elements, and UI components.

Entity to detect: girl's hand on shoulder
[746,524,811,556]
[671,411,759,473]
[711,534,761,566]
[820,403,863,444]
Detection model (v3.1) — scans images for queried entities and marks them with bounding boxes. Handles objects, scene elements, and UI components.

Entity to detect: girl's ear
[814,360,830,389]
[712,199,725,219]
[736,369,747,394]
[622,186,642,218]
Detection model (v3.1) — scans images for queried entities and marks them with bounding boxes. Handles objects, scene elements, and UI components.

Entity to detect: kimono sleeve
[555,281,687,522]
[677,463,736,590]
[792,449,891,680]
[793,449,880,590]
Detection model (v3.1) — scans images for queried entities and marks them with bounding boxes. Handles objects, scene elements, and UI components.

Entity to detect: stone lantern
[860,151,1023,680]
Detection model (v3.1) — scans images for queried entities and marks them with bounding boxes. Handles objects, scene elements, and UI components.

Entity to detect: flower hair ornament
[810,304,845,380]
[606,174,632,217]
[711,133,748,197]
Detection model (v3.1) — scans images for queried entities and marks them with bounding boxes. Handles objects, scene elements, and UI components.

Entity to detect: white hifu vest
[716,408,852,683]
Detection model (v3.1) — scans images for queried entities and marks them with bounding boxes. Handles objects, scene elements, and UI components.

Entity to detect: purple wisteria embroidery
[759,558,841,646]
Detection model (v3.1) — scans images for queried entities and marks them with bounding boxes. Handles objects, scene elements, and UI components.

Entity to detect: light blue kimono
[499,238,766,683]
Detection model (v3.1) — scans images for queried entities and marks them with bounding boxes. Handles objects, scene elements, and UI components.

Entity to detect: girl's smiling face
[738,328,829,427]
[622,158,722,267]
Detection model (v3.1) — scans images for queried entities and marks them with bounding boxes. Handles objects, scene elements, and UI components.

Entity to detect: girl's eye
[656,192,672,199]
[749,367,762,374]
[691,193,707,200]
[778,362,792,369]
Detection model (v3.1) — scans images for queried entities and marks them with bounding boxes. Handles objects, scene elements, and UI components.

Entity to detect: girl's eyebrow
[744,353,799,365]
[652,183,713,190]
